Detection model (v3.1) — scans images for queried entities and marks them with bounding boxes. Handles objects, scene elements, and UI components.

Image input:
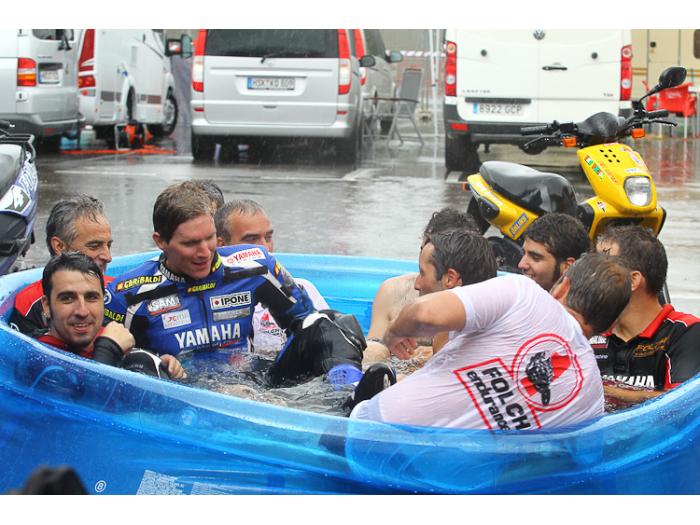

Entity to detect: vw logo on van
[533,30,546,41]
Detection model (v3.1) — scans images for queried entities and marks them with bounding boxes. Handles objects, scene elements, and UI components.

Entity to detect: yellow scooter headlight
[624,176,652,207]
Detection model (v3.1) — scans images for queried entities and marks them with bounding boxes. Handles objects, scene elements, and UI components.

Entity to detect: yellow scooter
[464,66,687,270]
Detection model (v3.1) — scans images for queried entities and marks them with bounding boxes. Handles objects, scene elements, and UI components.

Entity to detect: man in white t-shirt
[214,199,329,353]
[351,247,631,430]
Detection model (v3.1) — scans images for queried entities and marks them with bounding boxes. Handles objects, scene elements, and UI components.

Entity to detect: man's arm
[253,257,316,330]
[604,384,664,404]
[92,321,135,366]
[363,275,413,363]
[384,290,466,360]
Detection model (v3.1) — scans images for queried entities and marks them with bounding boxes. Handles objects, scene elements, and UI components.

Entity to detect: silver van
[190,29,368,162]
[352,29,403,133]
[0,29,80,149]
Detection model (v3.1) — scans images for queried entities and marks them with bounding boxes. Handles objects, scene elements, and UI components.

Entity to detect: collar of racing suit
[157,252,223,283]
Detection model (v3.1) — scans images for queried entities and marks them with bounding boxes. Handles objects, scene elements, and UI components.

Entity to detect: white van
[0,29,80,149]
[76,29,179,147]
[443,29,633,172]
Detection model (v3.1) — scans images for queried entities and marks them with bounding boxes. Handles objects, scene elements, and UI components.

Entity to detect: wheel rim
[163,96,176,130]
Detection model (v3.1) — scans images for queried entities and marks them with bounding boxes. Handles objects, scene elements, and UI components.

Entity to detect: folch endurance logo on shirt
[453,333,583,430]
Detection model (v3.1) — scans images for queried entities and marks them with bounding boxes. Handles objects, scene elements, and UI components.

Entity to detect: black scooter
[0,120,38,275]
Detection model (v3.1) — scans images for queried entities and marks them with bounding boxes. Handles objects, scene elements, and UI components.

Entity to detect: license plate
[247,77,295,91]
[39,69,59,84]
[472,102,524,116]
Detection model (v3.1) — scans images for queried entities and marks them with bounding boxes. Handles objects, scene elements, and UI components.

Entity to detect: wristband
[366,337,386,345]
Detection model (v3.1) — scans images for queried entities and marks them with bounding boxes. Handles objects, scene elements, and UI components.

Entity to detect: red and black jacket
[592,304,700,391]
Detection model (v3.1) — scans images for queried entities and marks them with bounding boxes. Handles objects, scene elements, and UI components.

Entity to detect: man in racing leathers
[104,182,365,387]
[214,198,330,354]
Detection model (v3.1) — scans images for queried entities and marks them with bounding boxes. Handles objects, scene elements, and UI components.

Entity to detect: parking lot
[16,102,697,318]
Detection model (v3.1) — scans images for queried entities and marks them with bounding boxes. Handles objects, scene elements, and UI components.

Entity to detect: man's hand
[161,354,187,380]
[100,321,135,354]
[384,328,417,360]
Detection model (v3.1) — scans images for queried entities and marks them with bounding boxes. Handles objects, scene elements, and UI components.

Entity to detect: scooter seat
[479,161,578,217]
[0,145,23,198]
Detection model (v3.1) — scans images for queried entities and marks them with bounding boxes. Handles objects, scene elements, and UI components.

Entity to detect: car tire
[336,127,360,164]
[147,92,178,137]
[38,135,62,153]
[445,133,480,174]
[191,133,216,161]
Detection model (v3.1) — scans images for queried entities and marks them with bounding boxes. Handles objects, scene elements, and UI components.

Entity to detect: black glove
[267,309,365,386]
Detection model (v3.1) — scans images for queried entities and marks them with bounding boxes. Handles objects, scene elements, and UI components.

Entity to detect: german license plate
[472,102,524,116]
[247,77,295,90]
[39,69,60,84]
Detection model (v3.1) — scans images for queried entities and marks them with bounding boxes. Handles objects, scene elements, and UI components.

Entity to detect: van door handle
[542,65,568,71]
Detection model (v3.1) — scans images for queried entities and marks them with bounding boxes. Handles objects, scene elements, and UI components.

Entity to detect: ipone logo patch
[209,291,251,311]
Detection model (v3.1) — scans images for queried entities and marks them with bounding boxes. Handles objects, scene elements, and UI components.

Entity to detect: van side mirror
[387,50,403,63]
[359,55,376,68]
[166,35,193,58]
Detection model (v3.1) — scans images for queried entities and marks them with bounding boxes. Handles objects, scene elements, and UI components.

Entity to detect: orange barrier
[60,144,177,156]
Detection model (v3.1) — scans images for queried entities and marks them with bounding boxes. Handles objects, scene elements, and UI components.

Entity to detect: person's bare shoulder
[378,273,419,313]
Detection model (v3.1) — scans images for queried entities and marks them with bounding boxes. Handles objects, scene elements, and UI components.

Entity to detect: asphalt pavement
[20,104,700,317]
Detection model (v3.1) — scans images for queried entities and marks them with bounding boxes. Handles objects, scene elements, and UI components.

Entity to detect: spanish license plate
[472,102,524,116]
[39,69,60,84]
[247,77,295,91]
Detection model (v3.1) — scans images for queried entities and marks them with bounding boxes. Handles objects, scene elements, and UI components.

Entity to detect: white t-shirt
[351,274,604,430]
[252,278,330,353]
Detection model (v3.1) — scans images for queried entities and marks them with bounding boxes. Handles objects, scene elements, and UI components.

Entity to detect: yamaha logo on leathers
[174,323,242,350]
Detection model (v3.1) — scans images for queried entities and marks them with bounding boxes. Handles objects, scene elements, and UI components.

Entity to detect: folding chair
[369,68,424,146]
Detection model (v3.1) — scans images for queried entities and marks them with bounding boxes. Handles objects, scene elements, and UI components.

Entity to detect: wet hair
[152,182,213,242]
[197,180,224,211]
[45,195,106,256]
[523,213,591,264]
[174,180,224,210]
[596,225,667,295]
[42,252,104,302]
[425,228,498,285]
[214,199,267,245]
[563,252,631,334]
[422,207,479,241]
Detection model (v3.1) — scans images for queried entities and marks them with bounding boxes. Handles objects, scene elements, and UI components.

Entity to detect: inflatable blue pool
[1,252,699,494]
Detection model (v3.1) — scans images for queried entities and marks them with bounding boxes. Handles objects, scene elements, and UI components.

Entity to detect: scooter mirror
[657,67,687,90]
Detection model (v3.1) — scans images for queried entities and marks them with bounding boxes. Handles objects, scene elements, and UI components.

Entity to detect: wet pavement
[21,114,700,317]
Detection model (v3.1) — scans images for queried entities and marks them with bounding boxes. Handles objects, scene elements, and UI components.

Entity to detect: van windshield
[205,30,339,59]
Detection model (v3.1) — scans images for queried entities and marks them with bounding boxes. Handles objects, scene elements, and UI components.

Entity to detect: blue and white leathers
[105,245,315,360]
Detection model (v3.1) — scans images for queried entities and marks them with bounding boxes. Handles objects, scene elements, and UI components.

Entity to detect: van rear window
[205,30,339,59]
